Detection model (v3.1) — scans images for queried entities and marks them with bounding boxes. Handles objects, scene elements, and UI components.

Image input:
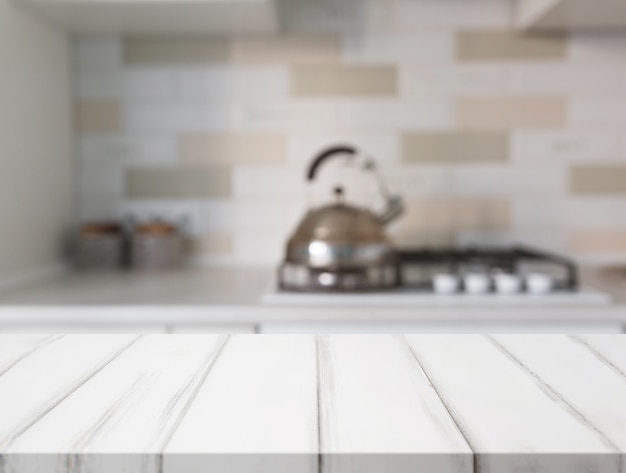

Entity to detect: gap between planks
[0,335,144,450]
[0,335,64,377]
[569,335,626,380]
[486,335,624,473]
[401,335,482,473]
[156,335,231,473]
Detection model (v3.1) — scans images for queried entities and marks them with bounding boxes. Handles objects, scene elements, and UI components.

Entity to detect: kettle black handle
[306,145,358,181]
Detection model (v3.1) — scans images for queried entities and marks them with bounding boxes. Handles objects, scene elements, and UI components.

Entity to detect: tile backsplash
[73,0,626,265]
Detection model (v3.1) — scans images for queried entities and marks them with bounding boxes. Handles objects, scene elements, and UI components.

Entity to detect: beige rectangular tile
[570,165,626,194]
[74,101,121,133]
[180,133,286,165]
[124,37,231,65]
[232,34,341,64]
[188,232,234,255]
[455,199,511,230]
[402,132,508,164]
[292,65,397,96]
[457,30,567,61]
[126,167,231,198]
[458,98,566,130]
[393,198,510,233]
[569,230,626,253]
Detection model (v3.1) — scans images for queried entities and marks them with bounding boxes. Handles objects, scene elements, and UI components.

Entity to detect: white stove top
[261,286,612,307]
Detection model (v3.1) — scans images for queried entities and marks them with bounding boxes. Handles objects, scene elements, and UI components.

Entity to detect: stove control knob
[526,273,554,294]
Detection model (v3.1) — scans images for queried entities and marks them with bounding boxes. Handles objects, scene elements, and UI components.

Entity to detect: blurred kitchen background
[4,0,626,332]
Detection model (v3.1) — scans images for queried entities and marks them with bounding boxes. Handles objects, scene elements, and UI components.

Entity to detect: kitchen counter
[1,334,625,473]
[0,266,626,333]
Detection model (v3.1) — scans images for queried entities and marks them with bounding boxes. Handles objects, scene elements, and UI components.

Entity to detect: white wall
[73,0,626,265]
[0,0,72,288]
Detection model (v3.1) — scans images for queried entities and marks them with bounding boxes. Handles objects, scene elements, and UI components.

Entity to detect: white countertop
[1,334,625,473]
[0,266,625,331]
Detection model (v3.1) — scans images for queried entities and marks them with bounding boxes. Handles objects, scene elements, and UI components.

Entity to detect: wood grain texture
[0,334,625,473]
[163,335,319,473]
[317,335,472,473]
[491,335,626,458]
[574,335,626,378]
[0,334,139,449]
[5,334,227,473]
[405,334,621,473]
[0,335,61,376]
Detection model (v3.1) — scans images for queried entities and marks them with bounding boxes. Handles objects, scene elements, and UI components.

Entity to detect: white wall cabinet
[13,0,278,34]
[517,0,626,31]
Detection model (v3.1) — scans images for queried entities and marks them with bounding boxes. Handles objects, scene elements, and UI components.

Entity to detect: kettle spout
[378,195,404,225]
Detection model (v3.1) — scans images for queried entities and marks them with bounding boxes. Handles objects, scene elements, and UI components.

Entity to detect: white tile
[77,195,123,222]
[234,234,284,264]
[343,32,454,64]
[75,69,177,101]
[74,71,122,100]
[453,164,565,197]
[196,200,237,232]
[400,64,509,97]
[386,166,455,197]
[511,129,625,163]
[73,36,122,70]
[123,103,236,132]
[123,69,178,100]
[337,99,454,130]
[79,163,124,197]
[564,198,626,229]
[512,200,566,228]
[568,34,626,65]
[177,66,289,101]
[78,134,178,166]
[233,201,294,233]
[233,100,339,131]
[451,165,513,197]
[569,98,626,127]
[198,200,292,234]
[511,198,626,231]
[233,166,305,198]
[509,164,567,196]
[509,63,623,95]
[280,0,364,33]
[287,131,399,165]
[364,0,513,32]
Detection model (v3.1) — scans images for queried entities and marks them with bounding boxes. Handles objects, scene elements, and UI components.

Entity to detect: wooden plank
[0,335,61,376]
[574,335,626,378]
[405,334,620,473]
[5,334,227,473]
[491,335,626,454]
[163,334,318,473]
[0,334,139,449]
[318,335,472,473]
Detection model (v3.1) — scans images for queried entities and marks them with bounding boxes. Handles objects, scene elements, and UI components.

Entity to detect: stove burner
[277,245,579,293]
[278,260,399,292]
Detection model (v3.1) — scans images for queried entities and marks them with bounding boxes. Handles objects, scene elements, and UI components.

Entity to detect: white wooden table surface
[0,334,625,473]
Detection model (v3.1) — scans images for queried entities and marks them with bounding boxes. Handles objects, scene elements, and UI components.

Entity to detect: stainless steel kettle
[285,145,404,270]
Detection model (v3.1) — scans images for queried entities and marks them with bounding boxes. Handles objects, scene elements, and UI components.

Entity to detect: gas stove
[262,245,611,307]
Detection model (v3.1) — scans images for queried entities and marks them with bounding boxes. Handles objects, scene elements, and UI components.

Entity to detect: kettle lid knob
[333,186,345,204]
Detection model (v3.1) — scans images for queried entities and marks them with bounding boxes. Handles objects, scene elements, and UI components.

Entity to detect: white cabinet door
[258,321,626,334]
[0,324,168,333]
[168,324,257,334]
